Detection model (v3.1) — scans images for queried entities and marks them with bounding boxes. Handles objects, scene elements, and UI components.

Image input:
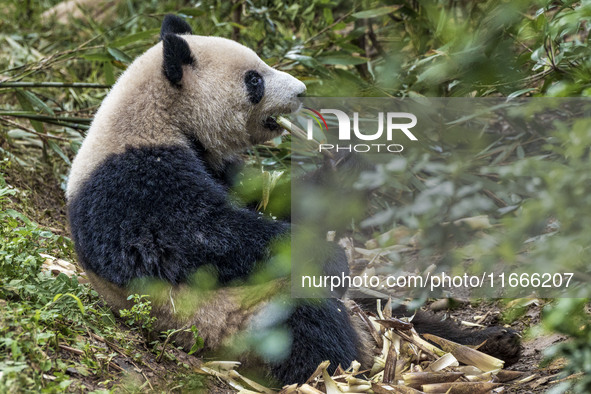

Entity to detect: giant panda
[67,14,370,384]
[67,14,520,385]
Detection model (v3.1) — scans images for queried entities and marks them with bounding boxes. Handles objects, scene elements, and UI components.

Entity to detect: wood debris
[40,253,87,282]
[195,302,530,393]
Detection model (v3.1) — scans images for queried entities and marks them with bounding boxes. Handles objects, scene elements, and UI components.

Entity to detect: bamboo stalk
[0,82,111,89]
[0,112,91,130]
[277,116,333,158]
[0,112,91,123]
[0,117,70,141]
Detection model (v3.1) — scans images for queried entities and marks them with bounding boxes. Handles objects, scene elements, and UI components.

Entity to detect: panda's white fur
[67,35,305,201]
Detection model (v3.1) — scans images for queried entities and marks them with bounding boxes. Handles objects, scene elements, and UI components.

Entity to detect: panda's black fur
[68,145,288,286]
[244,70,265,104]
[67,15,520,385]
[160,14,193,39]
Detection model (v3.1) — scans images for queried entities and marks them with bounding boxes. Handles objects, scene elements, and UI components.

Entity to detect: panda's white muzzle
[261,70,306,131]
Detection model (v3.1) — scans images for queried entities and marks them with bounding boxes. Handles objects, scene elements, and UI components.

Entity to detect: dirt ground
[435,299,571,393]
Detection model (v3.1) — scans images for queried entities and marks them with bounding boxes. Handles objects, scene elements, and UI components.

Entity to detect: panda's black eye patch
[244,70,264,104]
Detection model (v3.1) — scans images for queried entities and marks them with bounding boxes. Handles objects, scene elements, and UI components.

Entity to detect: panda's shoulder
[108,144,208,178]
[76,144,226,202]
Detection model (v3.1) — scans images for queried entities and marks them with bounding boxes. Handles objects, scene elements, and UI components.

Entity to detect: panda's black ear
[160,14,193,39]
[162,33,195,86]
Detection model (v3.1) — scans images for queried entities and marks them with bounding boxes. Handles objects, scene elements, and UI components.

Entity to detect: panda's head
[157,15,306,158]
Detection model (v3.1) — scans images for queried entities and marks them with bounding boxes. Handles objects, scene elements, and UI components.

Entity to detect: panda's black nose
[297,91,306,98]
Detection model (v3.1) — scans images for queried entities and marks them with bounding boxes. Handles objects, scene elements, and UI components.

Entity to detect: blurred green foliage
[1,0,591,392]
[544,298,591,393]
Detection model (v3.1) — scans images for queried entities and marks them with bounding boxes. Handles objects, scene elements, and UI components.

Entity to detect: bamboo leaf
[107,47,133,64]
[15,91,44,134]
[284,54,319,68]
[352,5,402,19]
[81,53,114,62]
[2,209,32,224]
[317,55,369,66]
[110,28,160,47]
[0,82,109,88]
[47,140,71,164]
[178,8,206,17]
[16,90,54,115]
[52,293,85,314]
[507,88,536,99]
[7,129,35,139]
[103,61,115,85]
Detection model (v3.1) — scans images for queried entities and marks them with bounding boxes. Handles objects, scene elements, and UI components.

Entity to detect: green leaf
[352,5,402,19]
[47,140,71,165]
[40,359,52,372]
[317,55,368,66]
[3,209,32,224]
[228,22,247,30]
[58,380,72,390]
[323,8,334,24]
[110,28,160,48]
[103,61,115,85]
[15,91,44,134]
[7,129,36,139]
[178,8,205,17]
[331,22,347,31]
[70,140,82,154]
[81,53,115,62]
[53,293,85,314]
[507,88,536,99]
[15,90,54,115]
[107,47,133,64]
[188,325,204,355]
[0,187,16,197]
[284,54,318,68]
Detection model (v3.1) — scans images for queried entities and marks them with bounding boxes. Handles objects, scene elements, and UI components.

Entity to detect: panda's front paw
[476,327,522,366]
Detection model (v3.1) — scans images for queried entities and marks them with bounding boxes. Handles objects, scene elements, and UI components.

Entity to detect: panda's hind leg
[269,298,372,384]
